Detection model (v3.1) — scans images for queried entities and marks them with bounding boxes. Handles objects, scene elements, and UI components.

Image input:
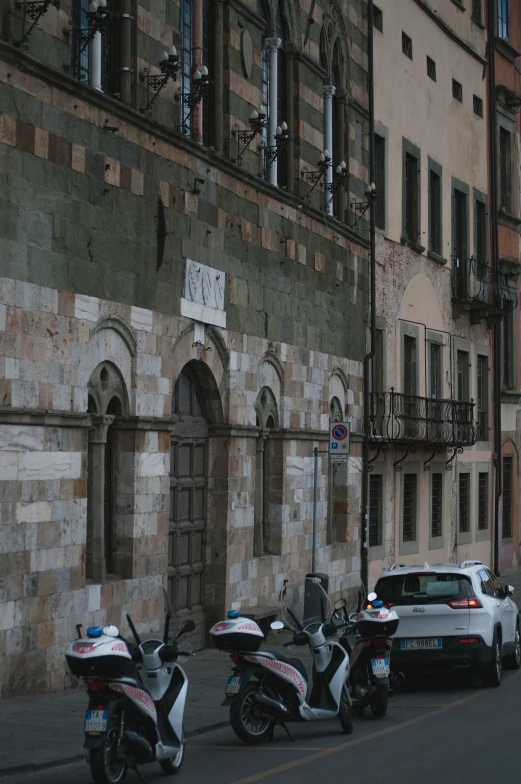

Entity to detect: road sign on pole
[329,421,350,461]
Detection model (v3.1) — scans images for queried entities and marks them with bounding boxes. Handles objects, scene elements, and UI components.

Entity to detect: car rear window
[375,573,473,606]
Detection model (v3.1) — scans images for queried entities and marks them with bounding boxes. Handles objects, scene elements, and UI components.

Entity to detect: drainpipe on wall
[361,0,376,592]
[323,84,335,215]
[487,0,501,575]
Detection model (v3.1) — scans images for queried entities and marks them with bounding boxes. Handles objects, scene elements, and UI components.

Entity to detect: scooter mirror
[179,619,196,635]
[367,592,377,602]
[270,620,284,631]
[103,625,120,637]
[334,598,347,611]
[349,613,359,623]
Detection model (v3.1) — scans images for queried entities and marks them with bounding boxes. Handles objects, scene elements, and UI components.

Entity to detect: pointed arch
[90,316,137,358]
[172,326,226,425]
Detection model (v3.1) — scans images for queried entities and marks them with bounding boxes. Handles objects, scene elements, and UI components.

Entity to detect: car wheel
[481,635,502,688]
[505,626,521,670]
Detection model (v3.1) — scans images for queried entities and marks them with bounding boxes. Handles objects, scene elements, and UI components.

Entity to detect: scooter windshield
[281,579,332,633]
[340,572,367,615]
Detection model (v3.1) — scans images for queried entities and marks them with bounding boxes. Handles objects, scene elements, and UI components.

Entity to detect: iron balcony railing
[452,256,517,312]
[370,390,477,447]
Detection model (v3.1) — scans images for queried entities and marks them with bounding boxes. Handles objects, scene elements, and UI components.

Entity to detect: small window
[402,32,412,60]
[472,0,482,23]
[503,309,515,389]
[498,0,509,40]
[369,474,383,547]
[429,168,442,255]
[473,95,483,117]
[503,456,513,539]
[429,342,442,399]
[478,473,488,531]
[403,149,420,243]
[475,199,487,264]
[458,474,470,534]
[431,472,443,538]
[403,473,417,543]
[373,5,383,32]
[477,355,489,438]
[375,134,386,230]
[427,56,436,82]
[452,80,463,103]
[499,127,512,213]
[456,350,469,402]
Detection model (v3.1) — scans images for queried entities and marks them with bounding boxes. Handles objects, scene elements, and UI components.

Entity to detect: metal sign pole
[312,446,318,573]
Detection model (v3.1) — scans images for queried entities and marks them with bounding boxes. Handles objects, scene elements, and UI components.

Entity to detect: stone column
[120,0,132,104]
[87,415,114,583]
[90,31,103,92]
[266,37,281,186]
[192,0,203,144]
[285,45,296,193]
[336,89,347,221]
[214,0,224,154]
[323,84,336,215]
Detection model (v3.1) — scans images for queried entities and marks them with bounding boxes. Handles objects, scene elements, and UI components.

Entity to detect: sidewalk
[0,641,311,776]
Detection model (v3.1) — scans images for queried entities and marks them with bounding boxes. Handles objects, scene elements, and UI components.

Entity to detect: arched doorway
[169,365,209,650]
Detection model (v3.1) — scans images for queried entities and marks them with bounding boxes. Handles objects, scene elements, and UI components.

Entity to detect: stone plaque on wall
[180,259,226,328]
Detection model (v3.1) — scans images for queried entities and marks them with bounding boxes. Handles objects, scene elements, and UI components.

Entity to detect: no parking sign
[329,421,350,461]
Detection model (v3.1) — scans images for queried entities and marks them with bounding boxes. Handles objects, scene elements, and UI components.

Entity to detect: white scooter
[66,590,193,783]
[210,576,353,743]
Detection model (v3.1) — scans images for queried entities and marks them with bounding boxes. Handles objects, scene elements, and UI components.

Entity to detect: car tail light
[458,638,481,645]
[448,597,483,609]
[231,654,244,664]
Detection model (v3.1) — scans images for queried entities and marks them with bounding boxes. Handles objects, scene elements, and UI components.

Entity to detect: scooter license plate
[84,709,108,733]
[225,676,242,696]
[371,658,390,678]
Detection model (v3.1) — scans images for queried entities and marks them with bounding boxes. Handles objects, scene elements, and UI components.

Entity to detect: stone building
[493,0,521,573]
[0,0,369,696]
[367,0,516,582]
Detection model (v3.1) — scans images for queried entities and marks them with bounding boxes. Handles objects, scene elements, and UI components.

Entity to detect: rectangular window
[503,456,513,539]
[431,472,443,539]
[499,127,512,213]
[459,474,470,534]
[452,80,463,103]
[452,188,468,298]
[478,472,488,531]
[369,474,383,547]
[473,95,483,117]
[430,343,442,399]
[402,32,412,60]
[373,5,383,32]
[404,152,419,242]
[503,310,514,389]
[457,350,469,402]
[404,335,417,396]
[472,0,482,23]
[477,355,489,439]
[403,474,417,543]
[375,134,386,230]
[429,169,441,255]
[427,56,436,81]
[498,0,509,40]
[475,199,487,264]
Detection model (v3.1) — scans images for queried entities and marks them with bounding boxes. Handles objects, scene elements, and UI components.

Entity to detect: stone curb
[0,720,230,778]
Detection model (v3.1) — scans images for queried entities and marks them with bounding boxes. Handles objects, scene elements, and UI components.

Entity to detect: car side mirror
[505,585,515,597]
[270,620,284,631]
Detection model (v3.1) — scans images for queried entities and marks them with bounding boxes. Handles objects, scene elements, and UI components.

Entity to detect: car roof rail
[460,560,483,569]
[387,563,406,571]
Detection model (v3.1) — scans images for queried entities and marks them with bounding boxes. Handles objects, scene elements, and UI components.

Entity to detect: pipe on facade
[323,84,335,215]
[361,0,376,593]
[487,0,501,575]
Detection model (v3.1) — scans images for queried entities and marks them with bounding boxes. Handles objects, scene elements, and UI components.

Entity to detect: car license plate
[84,709,108,733]
[371,658,390,677]
[401,638,442,650]
[225,676,242,696]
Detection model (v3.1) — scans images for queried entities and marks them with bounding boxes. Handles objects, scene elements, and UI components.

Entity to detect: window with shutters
[429,343,441,399]
[404,152,419,242]
[458,474,470,534]
[452,80,463,103]
[402,32,412,59]
[375,134,386,230]
[498,0,509,40]
[369,474,383,547]
[431,472,443,539]
[429,168,441,255]
[456,350,469,402]
[477,355,489,439]
[499,127,512,213]
[472,0,482,24]
[503,456,513,539]
[478,473,488,531]
[426,56,436,82]
[404,335,417,396]
[403,474,417,543]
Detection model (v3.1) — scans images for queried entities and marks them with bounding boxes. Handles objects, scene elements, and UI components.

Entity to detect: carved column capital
[89,414,115,444]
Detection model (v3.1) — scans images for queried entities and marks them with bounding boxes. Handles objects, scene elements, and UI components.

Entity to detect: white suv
[374,561,520,686]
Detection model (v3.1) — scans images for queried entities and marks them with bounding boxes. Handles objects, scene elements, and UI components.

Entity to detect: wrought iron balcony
[370,390,477,447]
[452,256,517,318]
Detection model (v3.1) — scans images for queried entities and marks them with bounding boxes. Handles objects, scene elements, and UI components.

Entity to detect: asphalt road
[2,670,520,784]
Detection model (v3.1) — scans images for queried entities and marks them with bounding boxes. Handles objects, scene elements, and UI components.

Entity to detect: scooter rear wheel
[90,724,127,784]
[369,684,388,718]
[230,684,274,744]
[338,687,354,734]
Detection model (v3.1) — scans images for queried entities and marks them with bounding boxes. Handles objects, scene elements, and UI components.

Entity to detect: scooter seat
[268,652,308,683]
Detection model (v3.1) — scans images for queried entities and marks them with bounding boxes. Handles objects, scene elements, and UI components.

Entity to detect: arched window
[179,0,214,144]
[254,387,283,556]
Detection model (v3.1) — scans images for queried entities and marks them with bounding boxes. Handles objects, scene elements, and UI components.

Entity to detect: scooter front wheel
[338,686,354,734]
[90,724,127,784]
[230,684,274,744]
[159,740,185,775]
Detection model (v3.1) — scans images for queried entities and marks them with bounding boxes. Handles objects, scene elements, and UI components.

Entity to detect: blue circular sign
[332,424,348,441]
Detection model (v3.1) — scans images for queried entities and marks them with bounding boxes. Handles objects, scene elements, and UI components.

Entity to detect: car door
[487,569,515,647]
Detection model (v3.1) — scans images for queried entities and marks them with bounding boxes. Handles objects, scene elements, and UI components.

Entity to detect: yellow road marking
[230,675,521,784]
[189,745,326,752]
